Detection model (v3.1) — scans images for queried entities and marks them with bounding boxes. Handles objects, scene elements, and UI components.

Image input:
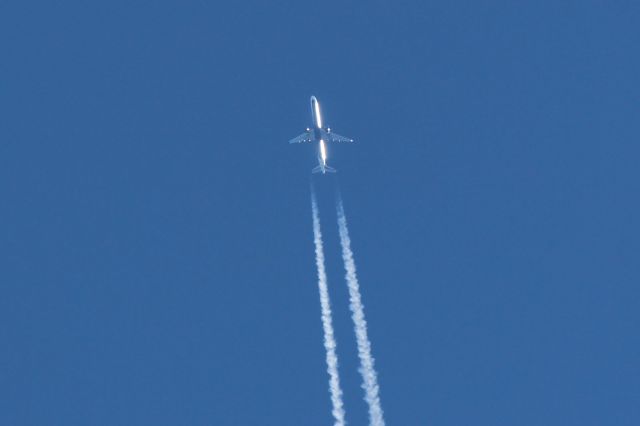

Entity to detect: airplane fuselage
[310,96,329,171]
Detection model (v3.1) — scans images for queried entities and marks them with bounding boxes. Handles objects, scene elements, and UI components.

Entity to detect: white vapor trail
[336,195,385,426]
[311,189,346,426]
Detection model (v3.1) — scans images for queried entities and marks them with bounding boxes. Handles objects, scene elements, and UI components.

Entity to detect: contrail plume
[336,194,385,426]
[311,188,346,426]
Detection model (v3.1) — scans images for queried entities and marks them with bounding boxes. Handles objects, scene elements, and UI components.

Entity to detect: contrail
[311,188,346,426]
[336,194,385,426]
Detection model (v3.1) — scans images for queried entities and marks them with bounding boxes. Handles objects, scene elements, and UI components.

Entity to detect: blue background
[1,1,638,425]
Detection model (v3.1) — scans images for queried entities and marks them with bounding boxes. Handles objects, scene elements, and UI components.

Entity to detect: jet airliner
[289,96,353,173]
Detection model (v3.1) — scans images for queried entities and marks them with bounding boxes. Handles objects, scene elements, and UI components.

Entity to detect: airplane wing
[326,132,354,143]
[288,131,312,144]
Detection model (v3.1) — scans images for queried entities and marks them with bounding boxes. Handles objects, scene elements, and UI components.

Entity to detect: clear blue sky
[1,1,638,425]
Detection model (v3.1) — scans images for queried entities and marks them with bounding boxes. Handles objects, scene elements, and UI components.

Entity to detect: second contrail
[336,194,385,426]
[311,187,346,426]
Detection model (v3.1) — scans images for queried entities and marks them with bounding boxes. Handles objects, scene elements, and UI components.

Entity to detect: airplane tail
[312,165,337,174]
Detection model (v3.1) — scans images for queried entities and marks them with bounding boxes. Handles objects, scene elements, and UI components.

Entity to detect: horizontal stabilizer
[312,165,336,174]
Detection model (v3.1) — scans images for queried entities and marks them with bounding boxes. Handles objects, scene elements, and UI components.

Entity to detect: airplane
[289,96,353,174]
